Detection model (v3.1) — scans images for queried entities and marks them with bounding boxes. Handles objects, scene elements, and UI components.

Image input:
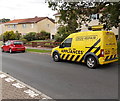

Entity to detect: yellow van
[51,31,118,69]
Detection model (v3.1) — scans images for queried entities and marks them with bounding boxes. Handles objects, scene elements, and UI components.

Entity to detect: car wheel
[53,52,60,62]
[22,50,25,53]
[9,49,13,53]
[86,56,98,69]
[1,48,4,52]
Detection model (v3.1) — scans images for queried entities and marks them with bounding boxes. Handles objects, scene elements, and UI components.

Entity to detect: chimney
[35,16,38,18]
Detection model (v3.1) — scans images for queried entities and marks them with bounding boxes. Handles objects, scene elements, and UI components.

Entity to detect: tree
[48,2,91,33]
[98,2,120,40]
[0,18,10,23]
[48,1,120,39]
[55,26,70,42]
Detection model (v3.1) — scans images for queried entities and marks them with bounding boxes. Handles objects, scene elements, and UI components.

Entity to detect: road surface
[2,52,118,99]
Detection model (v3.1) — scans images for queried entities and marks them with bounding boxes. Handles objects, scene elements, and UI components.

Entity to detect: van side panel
[99,31,118,64]
[72,31,102,63]
[71,32,87,62]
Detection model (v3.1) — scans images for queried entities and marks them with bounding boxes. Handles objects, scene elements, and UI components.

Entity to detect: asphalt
[2,52,118,99]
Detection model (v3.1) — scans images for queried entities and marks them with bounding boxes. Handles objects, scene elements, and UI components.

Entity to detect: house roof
[53,13,60,16]
[5,17,55,25]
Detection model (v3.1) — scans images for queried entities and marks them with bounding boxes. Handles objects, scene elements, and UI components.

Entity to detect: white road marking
[24,89,39,98]
[0,71,52,99]
[12,82,26,88]
[5,77,15,82]
[0,74,7,78]
[42,97,47,99]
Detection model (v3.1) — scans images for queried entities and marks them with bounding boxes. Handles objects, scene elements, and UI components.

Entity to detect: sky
[0,0,57,20]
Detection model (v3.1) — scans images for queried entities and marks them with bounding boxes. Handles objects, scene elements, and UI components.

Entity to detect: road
[2,52,118,99]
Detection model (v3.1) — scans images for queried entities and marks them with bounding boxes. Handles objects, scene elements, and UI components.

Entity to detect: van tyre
[53,53,60,62]
[86,56,97,69]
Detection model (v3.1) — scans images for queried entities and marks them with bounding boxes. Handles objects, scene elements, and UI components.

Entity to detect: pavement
[0,71,52,100]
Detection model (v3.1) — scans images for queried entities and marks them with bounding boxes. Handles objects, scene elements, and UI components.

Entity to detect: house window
[22,24,26,28]
[31,24,34,28]
[13,24,16,28]
[90,14,99,20]
[7,25,10,28]
[47,24,50,27]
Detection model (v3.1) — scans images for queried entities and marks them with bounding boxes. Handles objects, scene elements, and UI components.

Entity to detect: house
[4,17,55,39]
[0,23,4,34]
[54,13,119,39]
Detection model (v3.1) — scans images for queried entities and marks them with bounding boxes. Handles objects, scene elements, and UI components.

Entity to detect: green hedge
[117,41,120,64]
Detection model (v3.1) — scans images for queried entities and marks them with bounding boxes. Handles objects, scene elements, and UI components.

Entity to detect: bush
[0,34,3,41]
[23,32,36,41]
[15,31,22,40]
[2,31,16,42]
[35,31,50,40]
[20,38,28,44]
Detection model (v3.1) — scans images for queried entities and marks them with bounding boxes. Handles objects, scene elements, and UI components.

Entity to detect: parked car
[1,40,26,53]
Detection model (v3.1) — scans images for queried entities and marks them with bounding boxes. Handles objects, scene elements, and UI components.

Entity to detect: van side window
[62,38,72,47]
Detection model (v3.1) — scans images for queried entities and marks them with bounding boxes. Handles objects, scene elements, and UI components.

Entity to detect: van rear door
[103,31,118,62]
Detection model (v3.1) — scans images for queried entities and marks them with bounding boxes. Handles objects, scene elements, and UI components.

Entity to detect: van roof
[68,31,113,37]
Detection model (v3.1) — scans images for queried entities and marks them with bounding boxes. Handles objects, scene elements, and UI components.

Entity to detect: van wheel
[9,49,13,53]
[86,56,97,69]
[53,53,60,62]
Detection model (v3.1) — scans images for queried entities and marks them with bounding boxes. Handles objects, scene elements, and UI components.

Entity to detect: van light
[100,49,104,57]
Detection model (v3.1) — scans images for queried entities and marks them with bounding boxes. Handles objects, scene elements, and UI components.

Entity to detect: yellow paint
[51,30,118,65]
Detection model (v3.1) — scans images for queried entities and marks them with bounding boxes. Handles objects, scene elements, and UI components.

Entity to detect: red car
[1,40,26,53]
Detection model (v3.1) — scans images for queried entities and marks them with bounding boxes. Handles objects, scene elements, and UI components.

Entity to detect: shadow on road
[60,60,118,70]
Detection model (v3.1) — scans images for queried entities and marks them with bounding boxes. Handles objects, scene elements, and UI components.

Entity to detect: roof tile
[5,17,54,24]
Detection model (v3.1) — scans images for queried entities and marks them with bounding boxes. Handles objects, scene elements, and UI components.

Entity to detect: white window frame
[31,24,34,28]
[22,24,26,28]
[13,24,16,29]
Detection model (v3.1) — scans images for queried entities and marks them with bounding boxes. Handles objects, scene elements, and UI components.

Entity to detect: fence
[25,42,61,48]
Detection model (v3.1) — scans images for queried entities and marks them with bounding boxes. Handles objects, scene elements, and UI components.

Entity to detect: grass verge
[26,48,51,53]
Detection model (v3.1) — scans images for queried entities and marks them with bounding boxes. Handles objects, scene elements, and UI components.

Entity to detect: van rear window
[14,41,23,45]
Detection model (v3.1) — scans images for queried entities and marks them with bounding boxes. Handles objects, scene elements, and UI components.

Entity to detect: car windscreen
[13,41,23,45]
